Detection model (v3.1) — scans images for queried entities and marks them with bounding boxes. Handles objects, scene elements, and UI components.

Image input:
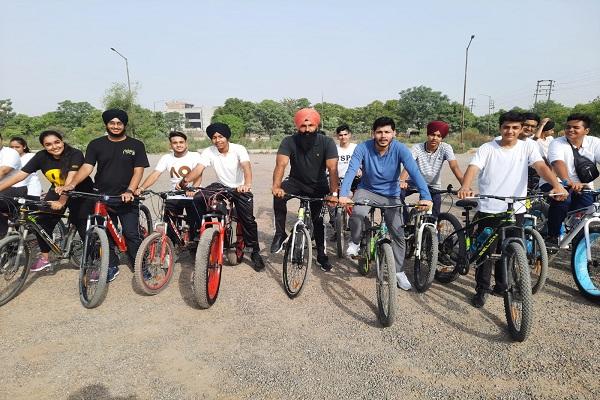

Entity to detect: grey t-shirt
[409,142,455,189]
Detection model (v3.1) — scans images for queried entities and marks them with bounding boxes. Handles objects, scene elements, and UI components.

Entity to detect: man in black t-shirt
[271,108,338,271]
[58,109,149,282]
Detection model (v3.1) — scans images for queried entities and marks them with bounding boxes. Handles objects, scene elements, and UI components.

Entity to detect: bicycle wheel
[138,204,153,238]
[225,219,244,266]
[0,235,31,307]
[193,227,222,308]
[53,219,67,245]
[134,232,175,295]
[358,218,372,276]
[524,226,548,294]
[503,242,533,342]
[570,227,600,303]
[528,200,549,237]
[376,242,396,327]
[413,225,439,292]
[79,226,110,309]
[335,210,345,258]
[434,212,465,284]
[282,225,312,298]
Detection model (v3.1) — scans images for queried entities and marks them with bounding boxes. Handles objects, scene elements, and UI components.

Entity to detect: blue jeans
[540,183,594,237]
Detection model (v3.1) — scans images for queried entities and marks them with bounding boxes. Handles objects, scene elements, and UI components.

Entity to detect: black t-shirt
[21,148,94,192]
[84,136,149,195]
[277,132,337,188]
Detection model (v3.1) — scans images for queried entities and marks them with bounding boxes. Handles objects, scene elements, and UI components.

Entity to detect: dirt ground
[1,151,599,400]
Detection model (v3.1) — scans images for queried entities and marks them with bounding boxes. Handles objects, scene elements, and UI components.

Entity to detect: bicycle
[0,197,83,306]
[350,200,406,327]
[280,194,326,299]
[67,191,152,308]
[436,194,535,342]
[333,203,352,258]
[133,189,196,295]
[193,186,246,308]
[554,189,600,303]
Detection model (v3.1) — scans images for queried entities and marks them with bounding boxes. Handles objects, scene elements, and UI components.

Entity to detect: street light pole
[110,47,134,136]
[460,35,475,147]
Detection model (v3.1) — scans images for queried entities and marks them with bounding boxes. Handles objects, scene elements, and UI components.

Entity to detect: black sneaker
[492,285,506,297]
[250,251,265,271]
[317,254,332,272]
[471,291,487,308]
[270,233,287,254]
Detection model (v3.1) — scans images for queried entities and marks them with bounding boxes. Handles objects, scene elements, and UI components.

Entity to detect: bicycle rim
[571,230,600,302]
[376,243,396,327]
[282,226,311,298]
[0,236,31,307]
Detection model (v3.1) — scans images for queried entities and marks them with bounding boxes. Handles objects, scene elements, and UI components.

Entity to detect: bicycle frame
[558,201,600,260]
[86,200,127,253]
[288,199,311,261]
[409,210,436,258]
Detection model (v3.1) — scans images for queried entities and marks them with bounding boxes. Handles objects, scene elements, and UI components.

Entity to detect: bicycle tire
[282,225,312,298]
[358,217,372,276]
[413,225,439,292]
[134,231,175,295]
[335,210,345,259]
[225,219,244,266]
[139,204,153,238]
[503,242,533,342]
[0,235,31,307]
[524,226,548,294]
[376,242,396,327]
[528,200,549,237]
[193,227,222,308]
[570,227,600,303]
[434,212,465,284]
[79,226,110,309]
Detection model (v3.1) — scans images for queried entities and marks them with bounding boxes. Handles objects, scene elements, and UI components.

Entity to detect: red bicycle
[68,191,151,308]
[193,186,245,309]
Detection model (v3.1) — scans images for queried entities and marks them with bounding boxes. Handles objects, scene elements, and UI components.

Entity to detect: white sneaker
[396,272,412,291]
[346,242,360,258]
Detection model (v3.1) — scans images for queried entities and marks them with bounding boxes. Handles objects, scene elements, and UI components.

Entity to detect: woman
[9,137,42,200]
[0,130,94,272]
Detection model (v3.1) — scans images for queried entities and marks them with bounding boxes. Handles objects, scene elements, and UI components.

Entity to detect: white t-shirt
[0,147,24,187]
[410,142,456,189]
[20,152,42,196]
[470,139,542,214]
[155,151,203,199]
[198,143,250,188]
[537,136,554,159]
[336,143,357,178]
[540,135,600,189]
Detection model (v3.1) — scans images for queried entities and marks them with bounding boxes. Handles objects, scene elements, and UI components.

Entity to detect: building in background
[164,101,216,136]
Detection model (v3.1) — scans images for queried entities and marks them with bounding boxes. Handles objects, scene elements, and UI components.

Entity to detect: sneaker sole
[30,265,51,272]
[108,270,120,283]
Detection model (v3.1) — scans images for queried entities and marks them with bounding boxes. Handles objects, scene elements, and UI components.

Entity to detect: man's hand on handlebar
[237,184,252,193]
[416,199,433,212]
[338,196,352,206]
[121,191,135,203]
[272,186,285,198]
[55,184,74,195]
[457,186,474,199]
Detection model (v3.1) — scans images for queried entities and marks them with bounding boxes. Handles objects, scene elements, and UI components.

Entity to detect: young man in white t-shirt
[458,111,567,308]
[179,123,265,271]
[539,113,600,248]
[0,135,26,235]
[137,131,202,242]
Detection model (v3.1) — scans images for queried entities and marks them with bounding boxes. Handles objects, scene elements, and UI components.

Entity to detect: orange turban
[294,108,321,129]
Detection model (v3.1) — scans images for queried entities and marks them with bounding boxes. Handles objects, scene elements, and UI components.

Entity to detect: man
[179,123,265,271]
[0,135,26,235]
[539,114,600,248]
[521,112,541,139]
[136,131,202,243]
[338,117,433,290]
[458,111,568,308]
[399,120,464,218]
[271,108,338,272]
[335,124,360,188]
[57,109,149,282]
[532,118,555,160]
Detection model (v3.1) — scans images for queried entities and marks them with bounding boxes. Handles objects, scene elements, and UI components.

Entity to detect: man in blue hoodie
[338,117,432,290]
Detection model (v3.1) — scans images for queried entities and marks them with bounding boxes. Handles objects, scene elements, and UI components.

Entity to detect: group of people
[0,105,597,310]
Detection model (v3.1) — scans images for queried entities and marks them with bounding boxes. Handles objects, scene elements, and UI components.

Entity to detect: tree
[102,82,138,112]
[396,86,453,131]
[211,114,245,140]
[572,97,600,136]
[531,100,572,132]
[56,100,97,130]
[0,99,16,129]
[281,98,311,116]
[255,100,290,138]
[162,112,185,132]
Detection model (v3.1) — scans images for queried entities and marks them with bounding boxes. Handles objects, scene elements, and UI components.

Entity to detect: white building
[164,101,216,135]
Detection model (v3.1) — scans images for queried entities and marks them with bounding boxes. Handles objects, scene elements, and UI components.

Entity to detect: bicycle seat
[456,199,478,209]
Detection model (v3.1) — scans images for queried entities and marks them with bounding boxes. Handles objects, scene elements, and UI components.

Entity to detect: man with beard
[338,117,432,291]
[57,109,149,282]
[271,108,338,272]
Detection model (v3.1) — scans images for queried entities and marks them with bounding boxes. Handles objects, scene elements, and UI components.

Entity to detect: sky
[1,0,599,117]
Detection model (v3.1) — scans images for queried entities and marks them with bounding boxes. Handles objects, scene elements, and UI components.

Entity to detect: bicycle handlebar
[64,191,145,202]
[283,194,327,202]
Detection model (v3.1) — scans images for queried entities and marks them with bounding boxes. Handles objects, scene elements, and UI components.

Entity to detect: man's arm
[457,165,480,198]
[551,159,583,192]
[272,154,289,197]
[137,170,161,193]
[532,161,568,200]
[239,161,252,192]
[448,160,464,185]
[178,164,205,189]
[533,118,550,140]
[399,169,410,189]
[55,163,94,194]
[326,158,339,194]
[128,167,145,193]
[0,170,27,191]
[0,166,14,180]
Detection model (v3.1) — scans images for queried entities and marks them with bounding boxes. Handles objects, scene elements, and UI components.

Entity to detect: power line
[534,79,555,105]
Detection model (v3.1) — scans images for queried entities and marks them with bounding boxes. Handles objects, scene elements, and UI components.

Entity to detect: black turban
[542,121,555,131]
[102,109,129,125]
[206,123,231,139]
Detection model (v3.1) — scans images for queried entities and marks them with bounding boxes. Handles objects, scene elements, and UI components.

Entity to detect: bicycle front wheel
[503,242,533,342]
[225,219,244,266]
[134,232,175,295]
[524,226,548,294]
[193,227,222,308]
[335,210,345,259]
[413,225,439,292]
[138,204,153,238]
[435,212,465,284]
[282,226,312,298]
[570,227,600,303]
[376,242,396,327]
[0,235,31,307]
[79,226,110,309]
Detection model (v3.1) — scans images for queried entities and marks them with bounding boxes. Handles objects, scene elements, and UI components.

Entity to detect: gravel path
[1,152,598,400]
